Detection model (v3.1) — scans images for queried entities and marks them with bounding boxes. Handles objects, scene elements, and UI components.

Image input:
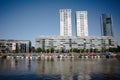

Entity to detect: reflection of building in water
[35,59,74,80]
[60,60,73,80]
[35,58,120,80]
[36,60,56,75]
[25,59,31,71]
[10,59,16,69]
[0,58,119,80]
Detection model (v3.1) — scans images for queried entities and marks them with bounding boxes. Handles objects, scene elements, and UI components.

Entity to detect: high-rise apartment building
[101,14,113,36]
[59,9,72,36]
[35,10,118,51]
[76,11,88,36]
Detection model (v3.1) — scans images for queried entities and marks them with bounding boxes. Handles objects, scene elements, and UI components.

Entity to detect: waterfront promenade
[0,52,118,60]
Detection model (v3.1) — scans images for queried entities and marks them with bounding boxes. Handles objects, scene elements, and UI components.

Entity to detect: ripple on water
[0,58,120,80]
[90,73,120,80]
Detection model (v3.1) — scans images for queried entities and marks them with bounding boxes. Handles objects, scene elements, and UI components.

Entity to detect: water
[0,58,120,80]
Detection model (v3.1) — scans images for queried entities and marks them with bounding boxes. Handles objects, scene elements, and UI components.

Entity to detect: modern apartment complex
[59,9,72,36]
[76,11,88,36]
[101,14,113,36]
[35,36,117,51]
[35,9,117,51]
[0,39,31,53]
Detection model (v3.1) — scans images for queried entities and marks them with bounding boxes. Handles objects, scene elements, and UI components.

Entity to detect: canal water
[0,58,120,80]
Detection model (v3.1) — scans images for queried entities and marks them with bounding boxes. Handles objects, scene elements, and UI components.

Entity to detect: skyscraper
[101,14,113,36]
[76,11,88,36]
[59,9,72,36]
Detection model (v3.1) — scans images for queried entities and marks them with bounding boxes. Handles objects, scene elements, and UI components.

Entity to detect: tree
[50,47,54,53]
[90,48,93,53]
[77,49,80,53]
[36,47,42,53]
[70,48,73,52]
[109,47,119,52]
[61,48,65,53]
[86,49,89,53]
[81,49,84,53]
[93,48,98,53]
[15,45,19,53]
[117,46,120,52]
[46,49,49,53]
[31,46,35,53]
[42,48,46,53]
[15,48,19,53]
[74,48,78,53]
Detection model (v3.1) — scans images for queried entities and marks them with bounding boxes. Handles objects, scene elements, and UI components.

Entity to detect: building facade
[101,14,113,36]
[59,9,72,36]
[35,10,118,52]
[35,36,117,51]
[0,39,31,53]
[76,11,88,36]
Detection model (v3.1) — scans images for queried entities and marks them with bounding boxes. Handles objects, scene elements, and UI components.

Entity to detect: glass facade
[101,14,113,36]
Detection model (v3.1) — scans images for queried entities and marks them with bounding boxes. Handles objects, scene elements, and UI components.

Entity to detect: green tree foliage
[46,49,49,53]
[93,48,98,53]
[42,48,46,53]
[117,46,120,52]
[61,48,65,53]
[109,46,120,52]
[36,47,42,53]
[70,48,73,52]
[31,46,35,53]
[15,46,19,53]
[50,47,54,53]
[73,48,78,53]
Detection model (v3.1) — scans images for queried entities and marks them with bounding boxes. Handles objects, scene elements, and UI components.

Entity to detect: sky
[0,0,120,46]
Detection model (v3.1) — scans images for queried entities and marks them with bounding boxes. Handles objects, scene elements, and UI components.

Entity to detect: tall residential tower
[59,9,72,36]
[101,14,113,37]
[76,11,88,36]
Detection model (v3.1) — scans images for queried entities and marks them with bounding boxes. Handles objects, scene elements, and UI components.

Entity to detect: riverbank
[0,52,120,60]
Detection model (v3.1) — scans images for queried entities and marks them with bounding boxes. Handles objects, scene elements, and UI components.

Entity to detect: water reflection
[0,58,120,80]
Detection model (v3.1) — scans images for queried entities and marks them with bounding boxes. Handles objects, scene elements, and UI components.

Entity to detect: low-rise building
[0,39,31,53]
[35,36,117,52]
